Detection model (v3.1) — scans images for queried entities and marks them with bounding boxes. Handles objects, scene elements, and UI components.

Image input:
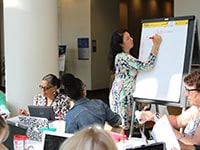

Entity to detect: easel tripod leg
[129,101,136,138]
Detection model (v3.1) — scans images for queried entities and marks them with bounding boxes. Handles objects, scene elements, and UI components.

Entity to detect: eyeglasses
[39,85,53,91]
[185,87,199,92]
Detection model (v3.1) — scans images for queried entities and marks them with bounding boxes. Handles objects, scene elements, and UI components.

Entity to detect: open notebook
[151,115,180,150]
[41,131,73,150]
[19,116,49,141]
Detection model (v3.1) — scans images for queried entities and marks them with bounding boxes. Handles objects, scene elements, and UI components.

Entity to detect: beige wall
[91,0,120,89]
[4,0,59,116]
[174,0,200,70]
[174,0,200,33]
[59,0,120,90]
[59,0,91,88]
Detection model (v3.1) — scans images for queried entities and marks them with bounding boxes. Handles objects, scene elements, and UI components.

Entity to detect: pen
[149,36,154,39]
[122,130,125,143]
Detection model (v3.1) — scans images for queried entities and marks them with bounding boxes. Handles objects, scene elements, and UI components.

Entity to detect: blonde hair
[59,125,117,150]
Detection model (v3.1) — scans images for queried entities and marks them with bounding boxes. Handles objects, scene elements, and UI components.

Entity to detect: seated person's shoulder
[34,93,44,99]
[0,90,5,101]
[55,93,71,102]
[56,93,66,98]
[90,99,106,104]
[0,90,5,96]
[0,144,8,150]
[184,105,198,113]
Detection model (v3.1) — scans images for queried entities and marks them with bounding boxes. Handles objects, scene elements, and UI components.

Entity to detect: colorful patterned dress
[109,52,157,130]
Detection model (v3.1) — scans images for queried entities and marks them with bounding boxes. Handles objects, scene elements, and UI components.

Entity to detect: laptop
[126,142,165,150]
[4,116,28,150]
[41,131,73,150]
[28,105,55,121]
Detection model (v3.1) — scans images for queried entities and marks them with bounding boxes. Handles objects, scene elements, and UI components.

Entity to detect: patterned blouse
[33,93,71,120]
[109,52,157,129]
[184,106,200,137]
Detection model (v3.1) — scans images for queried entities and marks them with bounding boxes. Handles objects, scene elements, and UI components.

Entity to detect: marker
[149,36,154,39]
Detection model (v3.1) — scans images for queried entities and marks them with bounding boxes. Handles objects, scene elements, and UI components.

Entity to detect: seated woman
[61,73,122,133]
[139,70,200,146]
[59,124,118,150]
[19,74,71,119]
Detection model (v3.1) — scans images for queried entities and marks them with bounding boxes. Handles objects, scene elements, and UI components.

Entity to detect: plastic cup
[13,134,29,150]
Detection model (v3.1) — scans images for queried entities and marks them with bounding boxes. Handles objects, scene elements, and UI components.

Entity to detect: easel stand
[129,100,158,140]
[129,101,137,138]
[128,15,199,142]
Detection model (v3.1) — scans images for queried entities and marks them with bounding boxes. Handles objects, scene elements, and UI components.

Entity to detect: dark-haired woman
[108,29,162,133]
[19,74,71,119]
[61,73,122,133]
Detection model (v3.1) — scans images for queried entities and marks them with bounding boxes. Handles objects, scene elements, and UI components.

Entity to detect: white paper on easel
[151,115,180,150]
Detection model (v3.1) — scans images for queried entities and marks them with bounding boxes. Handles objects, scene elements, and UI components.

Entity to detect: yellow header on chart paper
[142,20,188,28]
[175,20,188,26]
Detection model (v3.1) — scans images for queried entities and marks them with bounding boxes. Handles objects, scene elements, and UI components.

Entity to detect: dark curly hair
[61,73,84,100]
[108,29,128,73]
[42,74,60,88]
[184,70,200,91]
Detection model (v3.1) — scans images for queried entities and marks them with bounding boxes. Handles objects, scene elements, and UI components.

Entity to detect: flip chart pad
[133,16,197,107]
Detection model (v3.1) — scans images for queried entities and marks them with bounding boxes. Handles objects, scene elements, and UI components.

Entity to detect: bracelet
[154,112,160,122]
[177,134,185,140]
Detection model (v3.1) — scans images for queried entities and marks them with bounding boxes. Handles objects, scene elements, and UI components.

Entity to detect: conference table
[27,136,155,150]
[7,116,156,150]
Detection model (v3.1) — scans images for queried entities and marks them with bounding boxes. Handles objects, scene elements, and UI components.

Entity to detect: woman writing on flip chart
[108,29,162,135]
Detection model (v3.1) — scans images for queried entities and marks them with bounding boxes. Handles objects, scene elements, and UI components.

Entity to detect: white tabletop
[27,140,42,150]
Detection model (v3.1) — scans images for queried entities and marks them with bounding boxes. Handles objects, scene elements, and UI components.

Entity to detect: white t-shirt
[183,106,200,136]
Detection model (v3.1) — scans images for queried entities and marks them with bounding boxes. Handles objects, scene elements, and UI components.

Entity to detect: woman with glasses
[139,70,200,146]
[19,74,71,119]
[61,73,122,133]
